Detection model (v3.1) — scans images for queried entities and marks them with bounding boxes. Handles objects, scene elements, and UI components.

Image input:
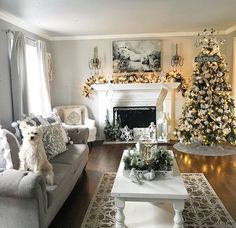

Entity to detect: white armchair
[53,105,97,142]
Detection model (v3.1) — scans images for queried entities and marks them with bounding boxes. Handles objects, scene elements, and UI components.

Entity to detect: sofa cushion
[62,127,89,144]
[50,144,88,173]
[46,163,73,207]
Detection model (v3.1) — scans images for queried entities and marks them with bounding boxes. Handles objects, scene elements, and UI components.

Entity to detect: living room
[0,0,236,227]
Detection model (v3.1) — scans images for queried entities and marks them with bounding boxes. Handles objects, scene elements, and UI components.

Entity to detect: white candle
[94,46,98,59]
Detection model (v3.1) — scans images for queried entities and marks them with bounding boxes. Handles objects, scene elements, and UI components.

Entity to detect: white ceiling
[1,0,236,39]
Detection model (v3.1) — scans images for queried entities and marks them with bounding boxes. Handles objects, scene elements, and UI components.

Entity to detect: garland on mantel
[82,75,108,97]
[82,71,188,97]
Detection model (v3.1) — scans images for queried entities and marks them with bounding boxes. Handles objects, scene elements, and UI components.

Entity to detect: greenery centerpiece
[123,145,173,172]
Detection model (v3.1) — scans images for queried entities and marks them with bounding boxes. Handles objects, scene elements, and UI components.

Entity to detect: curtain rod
[6,29,37,43]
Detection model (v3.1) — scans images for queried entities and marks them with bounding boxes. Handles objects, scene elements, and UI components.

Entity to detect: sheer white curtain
[26,40,51,115]
[37,40,51,115]
[9,31,28,121]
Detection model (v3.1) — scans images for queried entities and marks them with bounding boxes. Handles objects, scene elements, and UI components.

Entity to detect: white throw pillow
[43,123,68,160]
[63,107,82,125]
[0,128,20,169]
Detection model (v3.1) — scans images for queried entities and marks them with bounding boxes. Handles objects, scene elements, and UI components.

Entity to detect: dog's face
[20,122,43,143]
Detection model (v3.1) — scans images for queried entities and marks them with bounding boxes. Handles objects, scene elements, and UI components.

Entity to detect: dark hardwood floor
[49,142,236,228]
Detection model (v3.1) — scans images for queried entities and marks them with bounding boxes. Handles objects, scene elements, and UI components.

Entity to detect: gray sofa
[0,127,89,228]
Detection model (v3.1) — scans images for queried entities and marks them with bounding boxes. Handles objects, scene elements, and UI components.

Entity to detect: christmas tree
[175,29,236,146]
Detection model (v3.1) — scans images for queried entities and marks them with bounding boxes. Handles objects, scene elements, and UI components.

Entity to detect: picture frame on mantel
[112,40,161,73]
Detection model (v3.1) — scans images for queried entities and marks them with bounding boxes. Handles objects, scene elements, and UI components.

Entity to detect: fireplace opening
[113,106,156,129]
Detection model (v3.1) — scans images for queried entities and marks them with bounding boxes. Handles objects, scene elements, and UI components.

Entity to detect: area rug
[173,141,236,156]
[81,173,236,228]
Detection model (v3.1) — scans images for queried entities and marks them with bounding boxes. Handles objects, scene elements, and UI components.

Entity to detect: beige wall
[49,36,203,122]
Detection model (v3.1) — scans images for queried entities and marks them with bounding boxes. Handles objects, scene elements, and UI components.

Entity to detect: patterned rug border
[81,172,117,227]
[81,172,236,228]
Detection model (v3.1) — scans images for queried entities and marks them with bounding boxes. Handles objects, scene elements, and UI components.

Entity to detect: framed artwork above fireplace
[113,40,161,73]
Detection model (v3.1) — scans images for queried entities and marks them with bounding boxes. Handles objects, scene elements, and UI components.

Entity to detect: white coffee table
[111,150,188,228]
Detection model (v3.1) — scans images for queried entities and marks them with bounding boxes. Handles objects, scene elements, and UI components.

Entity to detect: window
[8,32,51,119]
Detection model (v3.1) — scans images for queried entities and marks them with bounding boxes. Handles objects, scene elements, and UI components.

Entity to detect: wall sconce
[171,44,184,67]
[89,46,101,71]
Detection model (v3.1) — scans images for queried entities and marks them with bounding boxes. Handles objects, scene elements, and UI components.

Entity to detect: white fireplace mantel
[92,82,180,140]
[92,82,179,91]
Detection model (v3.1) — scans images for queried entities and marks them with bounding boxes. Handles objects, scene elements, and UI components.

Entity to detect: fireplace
[113,106,156,129]
[91,83,180,140]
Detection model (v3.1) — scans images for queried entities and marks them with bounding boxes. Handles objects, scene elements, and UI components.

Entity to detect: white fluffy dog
[19,122,54,185]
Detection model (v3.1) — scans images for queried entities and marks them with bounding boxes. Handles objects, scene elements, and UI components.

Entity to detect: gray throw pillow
[13,112,70,144]
[43,123,67,160]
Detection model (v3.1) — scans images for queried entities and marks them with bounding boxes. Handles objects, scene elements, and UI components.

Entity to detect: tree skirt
[173,142,236,156]
[81,173,236,228]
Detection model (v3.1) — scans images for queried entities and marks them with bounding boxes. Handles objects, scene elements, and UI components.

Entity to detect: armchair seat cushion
[88,126,97,142]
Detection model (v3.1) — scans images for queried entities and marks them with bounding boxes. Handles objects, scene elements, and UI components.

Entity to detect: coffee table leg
[173,201,185,228]
[115,197,125,228]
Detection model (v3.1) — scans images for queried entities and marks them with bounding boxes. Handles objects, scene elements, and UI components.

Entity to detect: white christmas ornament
[142,170,156,181]
[129,168,141,184]
[120,125,133,141]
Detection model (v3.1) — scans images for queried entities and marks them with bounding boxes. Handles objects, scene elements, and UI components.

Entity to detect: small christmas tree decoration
[104,115,122,141]
[175,29,236,146]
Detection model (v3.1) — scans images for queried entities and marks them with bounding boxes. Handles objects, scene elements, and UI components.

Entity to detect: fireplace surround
[92,82,180,140]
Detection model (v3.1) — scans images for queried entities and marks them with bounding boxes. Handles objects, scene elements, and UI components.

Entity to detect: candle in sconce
[94,46,98,59]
